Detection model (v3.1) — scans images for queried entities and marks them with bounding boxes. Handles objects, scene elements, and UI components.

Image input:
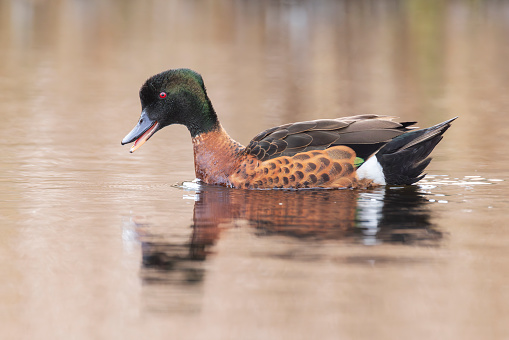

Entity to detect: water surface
[1,1,509,339]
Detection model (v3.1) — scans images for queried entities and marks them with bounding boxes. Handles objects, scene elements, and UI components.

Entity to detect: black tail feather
[375,117,456,185]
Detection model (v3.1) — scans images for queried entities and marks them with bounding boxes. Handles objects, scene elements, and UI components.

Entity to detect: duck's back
[229,115,455,189]
[244,115,416,163]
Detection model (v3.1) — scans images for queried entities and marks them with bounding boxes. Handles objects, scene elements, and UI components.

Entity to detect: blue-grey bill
[121,111,159,153]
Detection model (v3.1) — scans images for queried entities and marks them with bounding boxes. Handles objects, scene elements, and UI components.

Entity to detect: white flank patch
[357,156,386,185]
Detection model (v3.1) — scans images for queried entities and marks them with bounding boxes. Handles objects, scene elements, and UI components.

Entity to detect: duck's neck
[191,124,246,186]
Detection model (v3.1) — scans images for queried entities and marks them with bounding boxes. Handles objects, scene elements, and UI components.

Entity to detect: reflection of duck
[122,69,456,189]
[190,184,440,244]
[130,186,441,313]
[135,185,441,275]
[191,186,359,241]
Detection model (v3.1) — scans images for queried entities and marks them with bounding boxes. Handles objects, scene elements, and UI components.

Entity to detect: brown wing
[245,115,416,161]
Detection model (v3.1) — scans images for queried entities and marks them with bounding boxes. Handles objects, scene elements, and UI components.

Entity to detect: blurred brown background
[1,1,509,340]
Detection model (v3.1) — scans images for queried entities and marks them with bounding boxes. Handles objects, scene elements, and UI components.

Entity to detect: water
[2,1,509,339]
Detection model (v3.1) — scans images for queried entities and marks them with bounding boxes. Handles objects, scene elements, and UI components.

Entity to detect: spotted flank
[122,68,457,189]
[230,146,361,189]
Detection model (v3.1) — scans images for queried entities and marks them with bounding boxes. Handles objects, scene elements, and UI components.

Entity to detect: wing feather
[245,115,415,161]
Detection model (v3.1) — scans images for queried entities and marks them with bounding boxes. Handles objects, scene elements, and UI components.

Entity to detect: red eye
[159,92,167,99]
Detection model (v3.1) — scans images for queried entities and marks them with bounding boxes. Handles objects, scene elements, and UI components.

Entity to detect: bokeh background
[1,1,509,339]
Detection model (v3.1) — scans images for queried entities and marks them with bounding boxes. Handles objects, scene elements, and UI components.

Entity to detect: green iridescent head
[122,69,219,151]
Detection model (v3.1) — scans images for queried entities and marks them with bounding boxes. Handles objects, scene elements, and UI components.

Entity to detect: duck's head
[121,68,218,152]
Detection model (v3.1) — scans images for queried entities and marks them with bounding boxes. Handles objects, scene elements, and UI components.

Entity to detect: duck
[122,68,456,189]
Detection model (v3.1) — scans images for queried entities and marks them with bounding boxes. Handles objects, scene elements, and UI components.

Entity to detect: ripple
[419,175,502,187]
[179,179,203,191]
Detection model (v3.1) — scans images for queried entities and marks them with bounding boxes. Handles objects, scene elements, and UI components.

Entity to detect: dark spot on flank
[244,182,250,188]
[264,168,269,174]
[303,181,310,187]
[278,168,282,173]
[283,158,290,164]
[269,163,276,170]
[319,157,331,167]
[276,159,283,164]
[289,175,295,182]
[296,163,304,169]
[306,162,317,172]
[294,153,311,160]
[343,163,354,175]
[296,171,304,180]
[268,178,273,185]
[312,151,322,156]
[320,173,330,183]
[249,159,254,164]
[283,177,289,185]
[331,162,342,174]
[338,150,352,159]
[256,180,263,186]
[283,167,290,174]
[309,174,318,183]
[274,177,280,184]
[236,169,241,174]
[328,148,353,160]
